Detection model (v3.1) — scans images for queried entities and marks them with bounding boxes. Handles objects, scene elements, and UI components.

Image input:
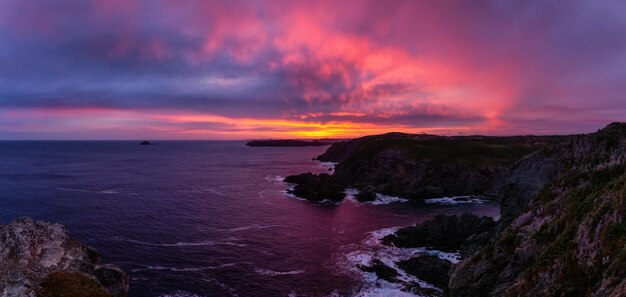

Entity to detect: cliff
[0,217,128,297]
[448,123,626,296]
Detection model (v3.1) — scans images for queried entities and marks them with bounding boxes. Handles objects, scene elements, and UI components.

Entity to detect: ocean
[0,141,499,297]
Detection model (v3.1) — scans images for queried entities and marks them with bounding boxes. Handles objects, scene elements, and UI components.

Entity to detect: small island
[246,139,333,147]
[139,141,154,145]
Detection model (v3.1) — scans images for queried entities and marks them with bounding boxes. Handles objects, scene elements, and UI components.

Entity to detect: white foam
[99,190,118,194]
[54,187,90,192]
[265,175,286,183]
[225,224,280,232]
[112,236,247,248]
[335,226,464,296]
[319,199,341,205]
[318,161,338,171]
[344,190,409,205]
[254,268,306,276]
[422,250,461,264]
[424,196,488,205]
[280,184,306,201]
[354,286,424,297]
[132,262,241,273]
[344,188,360,202]
[160,240,246,247]
[159,291,202,297]
[201,278,239,297]
[365,194,409,205]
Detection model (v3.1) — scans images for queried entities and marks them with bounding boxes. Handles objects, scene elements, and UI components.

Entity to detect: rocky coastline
[287,122,626,296]
[0,217,128,297]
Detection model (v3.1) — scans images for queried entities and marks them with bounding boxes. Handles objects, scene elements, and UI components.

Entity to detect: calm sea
[0,141,498,297]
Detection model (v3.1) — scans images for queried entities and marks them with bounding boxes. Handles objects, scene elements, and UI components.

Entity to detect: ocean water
[0,141,499,297]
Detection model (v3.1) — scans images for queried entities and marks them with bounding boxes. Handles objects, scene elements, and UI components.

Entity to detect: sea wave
[133,262,241,273]
[206,224,281,232]
[265,175,286,183]
[368,194,408,205]
[317,161,338,171]
[226,224,281,232]
[344,189,409,205]
[344,188,360,202]
[112,236,247,248]
[159,291,202,297]
[424,196,488,205]
[254,268,306,276]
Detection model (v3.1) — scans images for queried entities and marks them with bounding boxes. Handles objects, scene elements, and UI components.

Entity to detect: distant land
[246,139,342,147]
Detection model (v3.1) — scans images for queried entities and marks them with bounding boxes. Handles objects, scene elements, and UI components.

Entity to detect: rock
[283,173,345,202]
[358,260,399,282]
[397,256,452,289]
[405,284,442,297]
[139,141,154,145]
[383,214,497,258]
[314,132,562,200]
[0,217,128,297]
[94,265,129,297]
[354,190,376,202]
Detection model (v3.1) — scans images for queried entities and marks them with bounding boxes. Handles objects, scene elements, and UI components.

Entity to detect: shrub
[35,272,110,297]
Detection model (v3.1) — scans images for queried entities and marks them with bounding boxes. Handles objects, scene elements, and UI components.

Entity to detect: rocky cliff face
[0,217,128,297]
[448,123,626,296]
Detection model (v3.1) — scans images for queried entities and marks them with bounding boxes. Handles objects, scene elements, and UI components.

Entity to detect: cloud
[0,0,625,138]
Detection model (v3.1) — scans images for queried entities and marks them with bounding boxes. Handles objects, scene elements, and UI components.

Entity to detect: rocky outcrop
[283,173,345,202]
[0,217,128,297]
[289,132,562,202]
[397,256,452,289]
[383,214,497,258]
[358,259,400,283]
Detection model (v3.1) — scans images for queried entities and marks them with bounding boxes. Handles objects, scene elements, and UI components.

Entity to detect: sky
[1,0,625,140]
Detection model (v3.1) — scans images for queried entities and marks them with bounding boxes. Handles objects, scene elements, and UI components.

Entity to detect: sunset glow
[1,0,625,139]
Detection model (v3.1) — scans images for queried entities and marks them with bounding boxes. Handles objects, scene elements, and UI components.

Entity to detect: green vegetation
[35,272,110,297]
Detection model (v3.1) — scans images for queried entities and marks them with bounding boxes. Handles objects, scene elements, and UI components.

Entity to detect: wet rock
[284,173,345,202]
[383,214,496,257]
[358,260,399,282]
[397,256,451,288]
[354,190,377,202]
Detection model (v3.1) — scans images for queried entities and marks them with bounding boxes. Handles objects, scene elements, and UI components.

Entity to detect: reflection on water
[0,141,499,296]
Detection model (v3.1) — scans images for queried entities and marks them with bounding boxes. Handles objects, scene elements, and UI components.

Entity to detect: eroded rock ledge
[0,217,128,297]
